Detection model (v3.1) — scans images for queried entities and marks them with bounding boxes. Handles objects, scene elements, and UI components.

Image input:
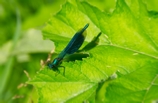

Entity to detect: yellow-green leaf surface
[30,0,158,102]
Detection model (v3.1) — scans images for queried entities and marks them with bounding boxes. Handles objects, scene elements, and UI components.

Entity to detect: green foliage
[30,0,158,103]
[0,0,63,103]
[1,0,158,103]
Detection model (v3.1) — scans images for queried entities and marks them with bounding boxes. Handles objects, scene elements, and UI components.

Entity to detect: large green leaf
[30,0,158,102]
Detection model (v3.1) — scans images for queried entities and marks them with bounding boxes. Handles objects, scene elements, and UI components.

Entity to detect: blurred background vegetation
[0,0,157,103]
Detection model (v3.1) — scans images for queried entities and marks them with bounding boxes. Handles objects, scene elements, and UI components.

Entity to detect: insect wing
[58,24,89,58]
